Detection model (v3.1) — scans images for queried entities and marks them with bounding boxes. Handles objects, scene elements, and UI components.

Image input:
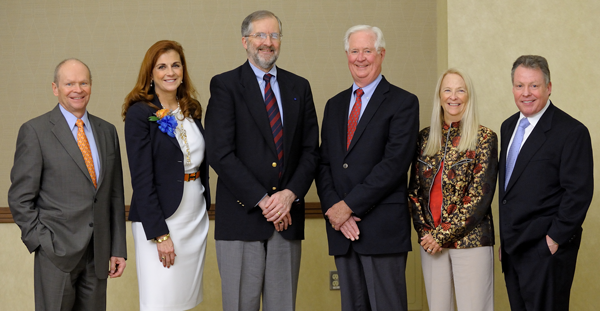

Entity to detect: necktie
[263,74,284,171]
[347,88,364,150]
[76,119,97,188]
[505,117,530,189]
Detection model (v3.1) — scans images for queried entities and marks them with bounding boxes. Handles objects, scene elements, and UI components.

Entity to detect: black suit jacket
[316,76,419,256]
[9,104,126,278]
[205,61,319,241]
[499,102,593,256]
[124,97,210,240]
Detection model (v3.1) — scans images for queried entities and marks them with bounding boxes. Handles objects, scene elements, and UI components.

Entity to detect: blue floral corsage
[149,109,177,138]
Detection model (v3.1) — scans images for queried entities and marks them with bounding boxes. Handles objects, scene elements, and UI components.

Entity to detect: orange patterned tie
[76,119,97,188]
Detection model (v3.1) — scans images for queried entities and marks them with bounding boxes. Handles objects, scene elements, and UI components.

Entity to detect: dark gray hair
[53,58,92,84]
[511,55,550,85]
[241,10,282,37]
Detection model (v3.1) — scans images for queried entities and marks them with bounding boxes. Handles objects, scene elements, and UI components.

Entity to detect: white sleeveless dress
[132,108,209,311]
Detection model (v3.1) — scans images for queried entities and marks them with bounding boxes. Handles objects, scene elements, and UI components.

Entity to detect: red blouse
[430,161,443,227]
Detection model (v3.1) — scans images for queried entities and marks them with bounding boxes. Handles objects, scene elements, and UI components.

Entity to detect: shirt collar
[249,61,277,81]
[518,99,551,128]
[58,104,90,130]
[352,74,383,97]
[443,121,461,130]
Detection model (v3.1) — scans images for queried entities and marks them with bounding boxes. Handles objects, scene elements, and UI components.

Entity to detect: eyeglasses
[245,32,282,41]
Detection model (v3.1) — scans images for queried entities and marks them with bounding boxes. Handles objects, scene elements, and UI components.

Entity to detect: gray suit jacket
[8,104,126,279]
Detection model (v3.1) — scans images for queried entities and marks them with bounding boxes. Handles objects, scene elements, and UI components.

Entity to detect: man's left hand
[109,256,126,278]
[263,189,296,224]
[325,200,353,230]
[546,235,559,255]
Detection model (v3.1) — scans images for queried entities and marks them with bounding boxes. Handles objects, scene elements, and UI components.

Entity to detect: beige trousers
[420,246,494,311]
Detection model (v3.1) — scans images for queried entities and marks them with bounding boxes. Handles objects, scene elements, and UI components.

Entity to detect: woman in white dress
[122,40,210,311]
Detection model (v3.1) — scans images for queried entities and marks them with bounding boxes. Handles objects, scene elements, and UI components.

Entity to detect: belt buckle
[185,171,199,182]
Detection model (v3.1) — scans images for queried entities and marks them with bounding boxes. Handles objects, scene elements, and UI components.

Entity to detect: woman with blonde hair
[408,68,497,310]
[122,40,209,310]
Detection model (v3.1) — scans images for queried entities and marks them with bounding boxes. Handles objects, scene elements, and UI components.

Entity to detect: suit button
[343,163,348,169]
[89,223,93,227]
[272,187,277,190]
[502,200,507,204]
[272,162,277,167]
[94,198,98,203]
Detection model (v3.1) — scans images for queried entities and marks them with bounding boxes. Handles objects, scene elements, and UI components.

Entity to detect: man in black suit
[499,55,593,311]
[8,59,127,310]
[205,10,319,311]
[316,25,419,311]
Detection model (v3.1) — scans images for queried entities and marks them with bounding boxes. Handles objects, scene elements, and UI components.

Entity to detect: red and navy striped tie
[263,73,284,174]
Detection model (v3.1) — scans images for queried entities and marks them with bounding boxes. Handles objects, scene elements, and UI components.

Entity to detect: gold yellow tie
[76,119,97,188]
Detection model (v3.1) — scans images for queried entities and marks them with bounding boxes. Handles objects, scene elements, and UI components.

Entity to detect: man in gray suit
[8,58,127,310]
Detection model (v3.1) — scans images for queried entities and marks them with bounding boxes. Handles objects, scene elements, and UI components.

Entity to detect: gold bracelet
[154,233,170,243]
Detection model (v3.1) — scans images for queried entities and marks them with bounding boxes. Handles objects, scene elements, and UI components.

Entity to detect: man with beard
[205,10,319,311]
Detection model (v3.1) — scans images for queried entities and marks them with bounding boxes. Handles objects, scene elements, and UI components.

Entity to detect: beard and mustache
[247,44,279,71]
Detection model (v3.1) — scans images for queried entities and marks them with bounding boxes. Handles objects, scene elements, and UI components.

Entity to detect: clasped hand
[326,200,361,241]
[421,233,442,255]
[259,189,296,232]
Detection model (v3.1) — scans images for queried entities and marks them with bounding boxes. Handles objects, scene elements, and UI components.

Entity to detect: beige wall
[0,1,437,203]
[446,0,600,309]
[0,0,438,310]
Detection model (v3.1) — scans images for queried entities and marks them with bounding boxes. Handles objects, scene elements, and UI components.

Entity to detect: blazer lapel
[49,105,95,187]
[194,118,204,134]
[241,62,279,157]
[347,77,390,153]
[89,115,106,189]
[499,113,518,197]
[505,104,554,193]
[152,96,181,149]
[336,87,353,155]
[278,70,300,174]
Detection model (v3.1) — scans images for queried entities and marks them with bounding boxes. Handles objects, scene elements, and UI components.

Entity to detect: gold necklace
[178,118,192,166]
[162,102,192,166]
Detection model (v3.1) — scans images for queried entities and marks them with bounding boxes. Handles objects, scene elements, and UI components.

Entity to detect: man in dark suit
[8,59,127,310]
[499,55,593,311]
[316,25,419,311]
[205,10,319,311]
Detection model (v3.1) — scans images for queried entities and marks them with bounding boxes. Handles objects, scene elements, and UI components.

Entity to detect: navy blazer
[125,97,210,240]
[205,61,319,241]
[317,77,420,256]
[499,102,593,255]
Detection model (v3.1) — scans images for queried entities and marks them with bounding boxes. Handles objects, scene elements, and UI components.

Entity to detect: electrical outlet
[330,271,340,290]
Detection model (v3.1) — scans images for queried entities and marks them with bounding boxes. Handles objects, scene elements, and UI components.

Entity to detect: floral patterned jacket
[408,123,498,248]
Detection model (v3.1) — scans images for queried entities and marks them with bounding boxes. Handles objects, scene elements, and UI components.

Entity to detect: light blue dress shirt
[59,104,101,180]
[348,74,383,120]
